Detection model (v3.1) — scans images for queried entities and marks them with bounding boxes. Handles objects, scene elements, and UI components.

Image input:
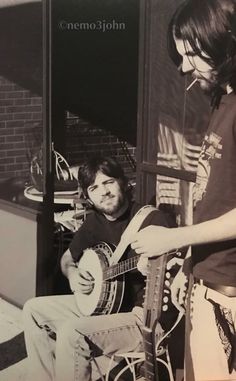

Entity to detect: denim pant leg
[55,307,144,381]
[23,294,80,381]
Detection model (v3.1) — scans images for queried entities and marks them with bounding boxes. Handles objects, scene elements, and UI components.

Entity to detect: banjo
[74,205,158,316]
[74,241,140,316]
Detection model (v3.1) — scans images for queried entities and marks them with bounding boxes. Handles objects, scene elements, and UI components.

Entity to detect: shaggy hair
[78,156,128,198]
[168,0,236,98]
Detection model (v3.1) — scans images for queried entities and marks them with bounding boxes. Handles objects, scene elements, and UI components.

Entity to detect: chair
[103,311,184,381]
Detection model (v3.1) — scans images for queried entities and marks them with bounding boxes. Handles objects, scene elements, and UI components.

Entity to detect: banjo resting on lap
[73,207,181,317]
[74,241,140,316]
[74,205,157,316]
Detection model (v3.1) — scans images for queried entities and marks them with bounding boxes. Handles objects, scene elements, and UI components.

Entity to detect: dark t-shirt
[69,201,173,308]
[192,93,236,286]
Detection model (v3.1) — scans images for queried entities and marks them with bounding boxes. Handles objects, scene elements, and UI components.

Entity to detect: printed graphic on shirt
[193,132,222,206]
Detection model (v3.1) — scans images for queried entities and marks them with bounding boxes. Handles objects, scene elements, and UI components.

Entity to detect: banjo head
[74,242,115,316]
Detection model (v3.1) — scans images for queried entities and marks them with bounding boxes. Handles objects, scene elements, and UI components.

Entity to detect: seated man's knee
[57,318,93,357]
[23,297,49,327]
[23,297,43,317]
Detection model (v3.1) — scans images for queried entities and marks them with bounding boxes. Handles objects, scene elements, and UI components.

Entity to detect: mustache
[101,194,115,202]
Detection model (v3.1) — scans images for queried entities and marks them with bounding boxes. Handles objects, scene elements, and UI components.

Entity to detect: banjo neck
[103,254,140,281]
[102,205,159,282]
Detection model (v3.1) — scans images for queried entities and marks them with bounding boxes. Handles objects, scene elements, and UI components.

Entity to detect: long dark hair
[168,0,236,97]
[78,156,128,198]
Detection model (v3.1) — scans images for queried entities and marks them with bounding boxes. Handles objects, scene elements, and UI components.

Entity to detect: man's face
[87,171,126,216]
[174,38,216,91]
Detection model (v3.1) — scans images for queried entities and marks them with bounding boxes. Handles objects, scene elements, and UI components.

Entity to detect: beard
[194,70,218,93]
[198,78,216,93]
[94,193,127,216]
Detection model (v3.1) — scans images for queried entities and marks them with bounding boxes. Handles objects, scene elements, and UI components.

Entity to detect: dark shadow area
[0,1,139,145]
[52,0,139,145]
[0,332,27,370]
[0,2,42,95]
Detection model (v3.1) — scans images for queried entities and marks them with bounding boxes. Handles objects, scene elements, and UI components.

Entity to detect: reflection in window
[156,115,202,226]
[0,0,42,209]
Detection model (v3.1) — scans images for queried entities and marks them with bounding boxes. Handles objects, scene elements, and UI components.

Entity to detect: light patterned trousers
[185,282,236,381]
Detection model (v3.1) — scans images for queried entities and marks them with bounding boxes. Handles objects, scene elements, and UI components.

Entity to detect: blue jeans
[23,295,144,381]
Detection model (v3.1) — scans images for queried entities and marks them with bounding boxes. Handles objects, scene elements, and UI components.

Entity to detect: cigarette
[186,78,198,91]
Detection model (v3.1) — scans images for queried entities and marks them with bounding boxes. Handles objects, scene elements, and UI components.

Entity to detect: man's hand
[68,267,94,294]
[131,226,180,258]
[137,256,148,275]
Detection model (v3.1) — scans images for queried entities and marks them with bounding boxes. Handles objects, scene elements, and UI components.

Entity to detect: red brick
[0,114,13,121]
[15,156,27,163]
[13,113,32,120]
[6,163,24,171]
[0,99,14,106]
[7,105,42,113]
[0,84,15,91]
[31,98,42,105]
[9,142,26,149]
[32,113,42,120]
[6,149,26,156]
[7,106,28,113]
[0,143,14,150]
[23,91,32,98]
[15,172,28,179]
[0,172,16,180]
[14,98,32,106]
[22,162,30,169]
[6,120,24,128]
[0,157,15,164]
[0,130,15,137]
[6,135,24,142]
[13,127,27,134]
[0,151,6,158]
[29,106,42,112]
[6,92,24,99]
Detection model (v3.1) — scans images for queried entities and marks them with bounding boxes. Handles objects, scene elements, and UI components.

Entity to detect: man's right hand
[68,266,94,294]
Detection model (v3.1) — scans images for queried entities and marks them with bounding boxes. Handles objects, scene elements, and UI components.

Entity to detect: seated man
[23,155,174,381]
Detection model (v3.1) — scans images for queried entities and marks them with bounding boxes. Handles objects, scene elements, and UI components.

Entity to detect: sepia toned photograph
[0,0,235,380]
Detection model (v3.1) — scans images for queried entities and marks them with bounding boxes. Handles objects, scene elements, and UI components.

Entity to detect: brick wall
[65,115,136,180]
[0,76,42,182]
[0,80,136,185]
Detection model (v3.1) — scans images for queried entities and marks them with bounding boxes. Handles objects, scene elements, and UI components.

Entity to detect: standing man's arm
[131,207,236,257]
[134,208,236,312]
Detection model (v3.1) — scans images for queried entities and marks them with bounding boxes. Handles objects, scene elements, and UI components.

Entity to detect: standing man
[23,155,173,381]
[131,1,236,380]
